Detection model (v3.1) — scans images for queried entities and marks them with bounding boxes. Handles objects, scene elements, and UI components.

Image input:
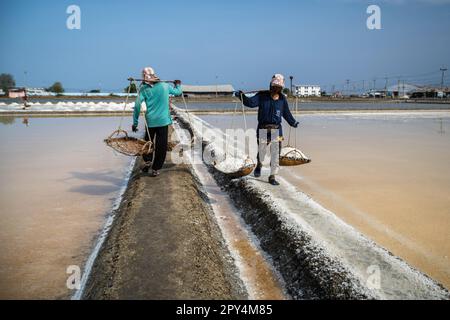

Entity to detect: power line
[319,68,448,93]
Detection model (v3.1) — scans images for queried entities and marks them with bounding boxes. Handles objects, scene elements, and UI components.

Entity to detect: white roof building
[181,84,235,96]
[26,88,53,96]
[294,85,321,97]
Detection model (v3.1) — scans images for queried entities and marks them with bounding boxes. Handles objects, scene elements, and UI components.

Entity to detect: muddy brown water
[0,116,132,299]
[198,111,450,289]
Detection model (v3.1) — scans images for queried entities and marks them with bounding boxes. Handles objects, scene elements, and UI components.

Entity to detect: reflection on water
[199,112,450,289]
[0,116,132,299]
[0,116,15,125]
[436,118,446,135]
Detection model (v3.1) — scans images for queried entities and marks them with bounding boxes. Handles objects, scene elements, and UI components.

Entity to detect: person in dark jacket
[237,74,298,185]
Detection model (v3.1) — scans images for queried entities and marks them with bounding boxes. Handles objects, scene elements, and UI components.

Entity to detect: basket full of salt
[214,156,255,178]
[279,147,311,166]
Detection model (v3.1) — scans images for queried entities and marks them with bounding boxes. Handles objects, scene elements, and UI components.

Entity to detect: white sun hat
[142,67,160,82]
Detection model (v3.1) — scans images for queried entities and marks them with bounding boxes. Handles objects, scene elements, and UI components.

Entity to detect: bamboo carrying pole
[127,77,176,83]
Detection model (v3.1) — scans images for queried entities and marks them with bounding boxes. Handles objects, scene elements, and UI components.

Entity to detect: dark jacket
[239,91,298,136]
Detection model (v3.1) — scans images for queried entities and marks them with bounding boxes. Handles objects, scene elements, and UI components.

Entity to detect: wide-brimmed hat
[270,74,285,88]
[142,67,160,82]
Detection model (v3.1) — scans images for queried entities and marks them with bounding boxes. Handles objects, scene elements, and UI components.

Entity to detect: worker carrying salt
[132,67,183,177]
[236,74,299,186]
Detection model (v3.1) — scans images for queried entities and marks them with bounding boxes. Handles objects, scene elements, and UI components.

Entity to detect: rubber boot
[268,175,280,186]
[254,166,262,177]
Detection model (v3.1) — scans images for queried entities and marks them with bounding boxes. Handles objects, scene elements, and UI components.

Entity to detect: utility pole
[23,70,28,95]
[373,79,376,91]
[215,75,218,99]
[346,79,350,96]
[289,76,293,96]
[397,79,401,98]
[362,80,365,93]
[384,77,388,99]
[440,66,447,90]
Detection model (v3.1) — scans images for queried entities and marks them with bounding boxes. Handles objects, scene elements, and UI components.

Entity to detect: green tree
[282,88,291,96]
[89,89,101,93]
[0,73,16,94]
[124,82,137,93]
[48,82,64,93]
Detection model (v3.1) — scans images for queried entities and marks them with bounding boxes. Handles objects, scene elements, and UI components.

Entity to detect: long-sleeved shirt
[133,82,183,128]
[239,91,297,136]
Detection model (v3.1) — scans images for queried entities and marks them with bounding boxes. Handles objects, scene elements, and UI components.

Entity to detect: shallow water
[183,101,450,111]
[198,111,450,289]
[0,116,132,299]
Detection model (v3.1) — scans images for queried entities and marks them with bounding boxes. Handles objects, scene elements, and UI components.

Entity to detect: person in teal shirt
[132,67,183,176]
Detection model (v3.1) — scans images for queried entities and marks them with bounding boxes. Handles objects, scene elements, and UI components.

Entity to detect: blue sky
[0,0,449,92]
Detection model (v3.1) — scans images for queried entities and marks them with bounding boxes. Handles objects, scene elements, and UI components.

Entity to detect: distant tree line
[0,73,15,94]
[47,82,64,94]
[0,73,66,95]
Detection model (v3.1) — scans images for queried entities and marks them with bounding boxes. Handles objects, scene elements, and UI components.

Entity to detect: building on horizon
[385,83,449,99]
[26,88,52,96]
[7,88,26,98]
[180,84,235,98]
[294,85,321,97]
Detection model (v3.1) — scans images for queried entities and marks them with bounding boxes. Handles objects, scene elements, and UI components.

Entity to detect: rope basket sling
[213,94,255,178]
[104,129,152,156]
[104,79,153,157]
[279,97,311,166]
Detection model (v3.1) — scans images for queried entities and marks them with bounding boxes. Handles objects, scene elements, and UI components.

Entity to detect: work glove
[132,124,138,132]
[293,121,299,128]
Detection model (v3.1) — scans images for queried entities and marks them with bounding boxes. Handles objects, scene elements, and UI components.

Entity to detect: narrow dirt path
[83,155,246,299]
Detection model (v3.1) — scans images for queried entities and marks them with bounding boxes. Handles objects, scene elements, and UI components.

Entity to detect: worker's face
[270,85,283,95]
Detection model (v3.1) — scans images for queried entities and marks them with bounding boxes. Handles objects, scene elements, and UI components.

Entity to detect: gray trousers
[257,128,281,176]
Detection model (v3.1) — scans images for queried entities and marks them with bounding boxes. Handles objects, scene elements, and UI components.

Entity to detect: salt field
[197,110,450,291]
[182,101,450,111]
[1,101,450,115]
[1,108,449,299]
[0,116,132,299]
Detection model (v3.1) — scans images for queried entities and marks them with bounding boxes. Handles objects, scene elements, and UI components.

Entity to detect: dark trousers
[143,125,168,171]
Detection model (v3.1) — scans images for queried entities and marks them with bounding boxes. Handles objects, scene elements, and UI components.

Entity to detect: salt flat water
[198,111,450,289]
[0,116,132,298]
[182,101,450,111]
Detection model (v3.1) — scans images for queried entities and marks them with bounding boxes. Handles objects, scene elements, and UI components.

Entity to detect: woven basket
[225,157,255,178]
[280,148,311,166]
[104,130,153,157]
